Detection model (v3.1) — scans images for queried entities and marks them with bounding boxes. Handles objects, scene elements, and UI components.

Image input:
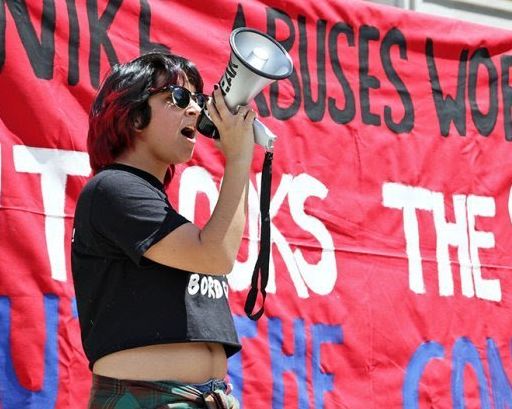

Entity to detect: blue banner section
[0,295,59,409]
[403,338,512,408]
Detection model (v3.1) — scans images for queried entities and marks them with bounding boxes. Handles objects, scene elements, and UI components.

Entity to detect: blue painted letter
[311,323,343,409]
[403,341,445,408]
[487,338,512,409]
[0,295,59,409]
[269,317,308,409]
[452,337,491,409]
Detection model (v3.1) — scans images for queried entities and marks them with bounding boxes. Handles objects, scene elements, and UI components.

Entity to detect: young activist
[72,51,255,408]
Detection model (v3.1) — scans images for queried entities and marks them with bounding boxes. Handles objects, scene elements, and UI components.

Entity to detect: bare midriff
[92,342,227,383]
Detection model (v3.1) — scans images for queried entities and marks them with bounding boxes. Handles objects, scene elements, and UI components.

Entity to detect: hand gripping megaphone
[197,27,293,151]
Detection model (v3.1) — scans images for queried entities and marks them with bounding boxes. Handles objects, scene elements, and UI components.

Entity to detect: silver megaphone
[197,27,294,151]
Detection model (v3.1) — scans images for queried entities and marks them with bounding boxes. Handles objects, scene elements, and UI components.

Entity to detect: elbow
[210,249,236,275]
[224,258,236,275]
[218,257,235,276]
[198,234,239,275]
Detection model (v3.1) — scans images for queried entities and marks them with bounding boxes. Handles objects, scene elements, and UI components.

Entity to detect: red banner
[1,0,512,408]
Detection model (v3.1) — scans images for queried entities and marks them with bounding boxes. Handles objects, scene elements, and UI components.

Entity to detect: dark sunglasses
[148,84,208,109]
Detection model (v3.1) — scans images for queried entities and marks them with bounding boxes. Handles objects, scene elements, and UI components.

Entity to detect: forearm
[199,158,251,272]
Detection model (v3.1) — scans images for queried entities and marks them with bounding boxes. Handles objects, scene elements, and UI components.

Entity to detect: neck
[114,151,168,184]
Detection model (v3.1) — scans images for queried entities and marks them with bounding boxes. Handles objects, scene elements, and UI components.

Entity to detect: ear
[133,117,143,132]
[133,105,151,131]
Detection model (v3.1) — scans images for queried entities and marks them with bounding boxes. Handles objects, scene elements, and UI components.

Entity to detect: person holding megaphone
[72,26,294,408]
[71,51,254,408]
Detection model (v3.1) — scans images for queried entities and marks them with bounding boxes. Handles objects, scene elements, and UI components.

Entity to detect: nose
[185,100,202,116]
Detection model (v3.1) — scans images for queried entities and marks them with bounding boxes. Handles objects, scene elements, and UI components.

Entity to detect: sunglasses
[148,84,208,109]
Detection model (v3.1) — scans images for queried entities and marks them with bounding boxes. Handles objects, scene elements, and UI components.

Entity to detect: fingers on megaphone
[212,86,231,116]
[233,104,251,120]
[247,108,257,122]
[235,104,252,116]
[238,105,256,121]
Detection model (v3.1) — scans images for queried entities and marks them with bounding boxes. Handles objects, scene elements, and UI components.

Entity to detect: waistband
[90,374,238,408]
[189,378,230,394]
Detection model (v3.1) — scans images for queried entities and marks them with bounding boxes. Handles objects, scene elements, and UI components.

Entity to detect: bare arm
[144,87,256,275]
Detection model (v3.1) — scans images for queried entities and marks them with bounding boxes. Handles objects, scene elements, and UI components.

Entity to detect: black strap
[244,151,273,320]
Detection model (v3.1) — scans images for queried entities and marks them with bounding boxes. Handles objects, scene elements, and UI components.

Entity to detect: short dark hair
[87,52,204,183]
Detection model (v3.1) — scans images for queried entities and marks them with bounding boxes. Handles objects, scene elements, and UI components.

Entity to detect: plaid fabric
[88,374,240,409]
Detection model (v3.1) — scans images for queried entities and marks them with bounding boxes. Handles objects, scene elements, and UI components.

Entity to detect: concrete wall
[367,0,512,31]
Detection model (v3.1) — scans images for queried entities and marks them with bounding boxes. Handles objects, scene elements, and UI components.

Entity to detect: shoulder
[94,168,152,189]
[77,169,166,221]
[84,169,161,200]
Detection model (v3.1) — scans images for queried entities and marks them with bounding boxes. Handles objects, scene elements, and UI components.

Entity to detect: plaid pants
[88,374,240,409]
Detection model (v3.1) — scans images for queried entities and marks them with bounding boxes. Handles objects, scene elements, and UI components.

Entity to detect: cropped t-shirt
[71,163,241,368]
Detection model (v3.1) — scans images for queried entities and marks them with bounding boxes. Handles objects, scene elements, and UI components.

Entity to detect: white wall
[367,0,512,31]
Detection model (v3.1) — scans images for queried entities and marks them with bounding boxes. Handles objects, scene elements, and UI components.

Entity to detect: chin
[175,152,194,164]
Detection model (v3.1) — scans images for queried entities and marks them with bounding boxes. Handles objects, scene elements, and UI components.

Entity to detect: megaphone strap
[244,151,273,321]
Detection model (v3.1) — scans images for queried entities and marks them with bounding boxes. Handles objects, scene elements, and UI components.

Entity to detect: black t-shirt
[71,163,241,368]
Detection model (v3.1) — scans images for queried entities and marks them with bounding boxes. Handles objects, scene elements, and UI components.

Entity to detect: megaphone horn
[197,27,293,151]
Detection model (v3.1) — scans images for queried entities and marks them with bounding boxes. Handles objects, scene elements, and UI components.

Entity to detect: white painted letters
[178,167,337,298]
[382,182,500,301]
[13,146,90,282]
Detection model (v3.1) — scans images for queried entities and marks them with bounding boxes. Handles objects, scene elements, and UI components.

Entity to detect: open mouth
[181,126,196,139]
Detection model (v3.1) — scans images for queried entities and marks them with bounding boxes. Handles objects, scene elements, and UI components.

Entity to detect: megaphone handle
[196,108,219,139]
[253,119,277,152]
